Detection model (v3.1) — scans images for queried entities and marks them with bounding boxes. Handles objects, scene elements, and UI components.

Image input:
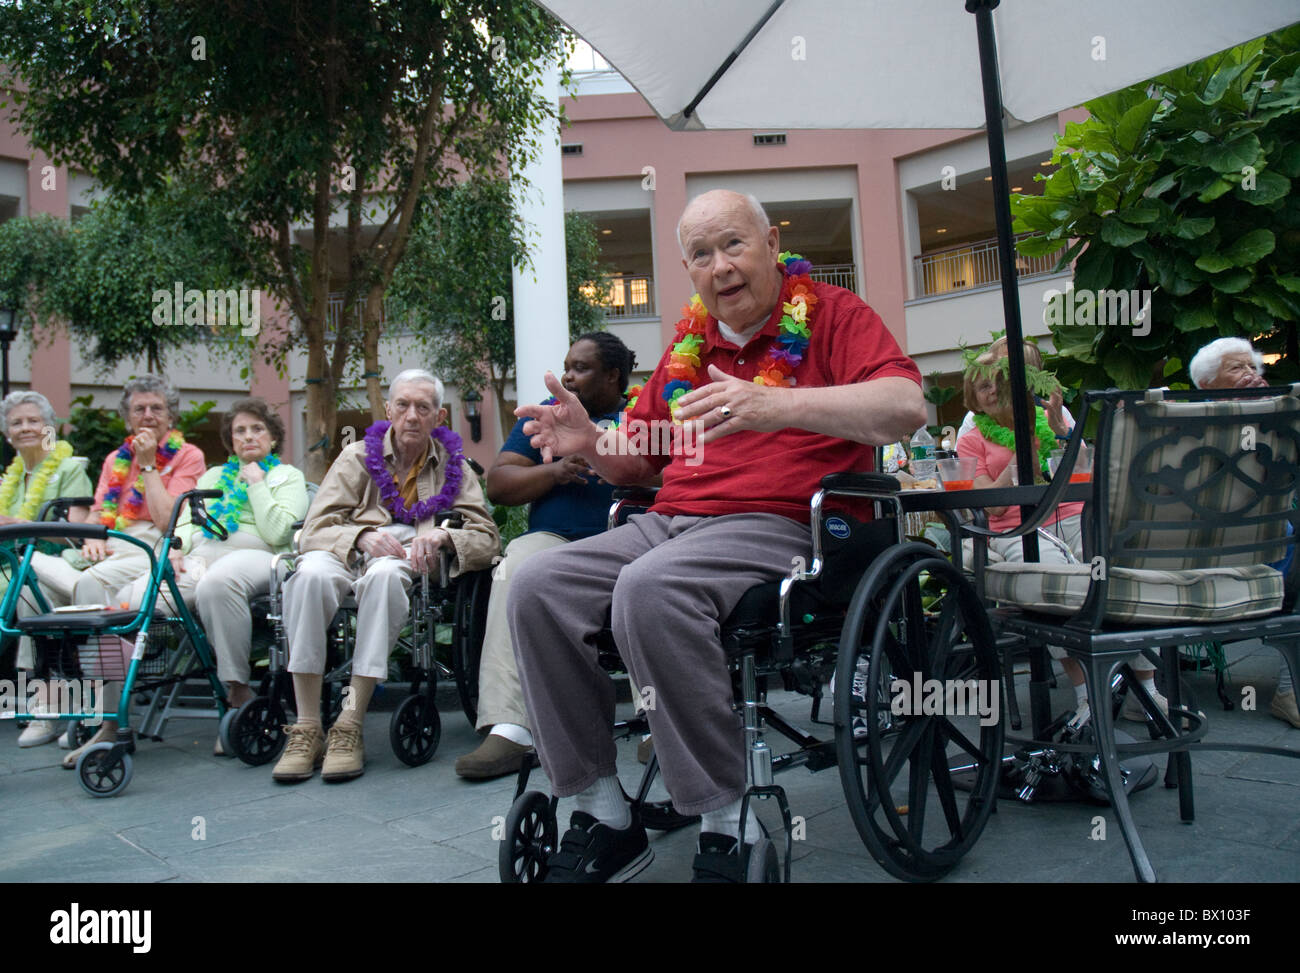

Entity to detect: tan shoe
[61,724,118,770]
[321,723,365,782]
[271,723,325,782]
[454,734,532,780]
[1270,690,1300,729]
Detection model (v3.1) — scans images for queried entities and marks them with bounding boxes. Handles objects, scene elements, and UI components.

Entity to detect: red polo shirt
[629,280,921,522]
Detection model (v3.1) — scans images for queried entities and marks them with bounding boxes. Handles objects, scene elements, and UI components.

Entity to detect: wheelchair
[498,474,1006,883]
[0,489,231,797]
[220,517,493,768]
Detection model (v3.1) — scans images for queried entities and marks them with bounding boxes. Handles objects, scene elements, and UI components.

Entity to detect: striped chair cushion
[984,561,1284,624]
[1106,396,1298,570]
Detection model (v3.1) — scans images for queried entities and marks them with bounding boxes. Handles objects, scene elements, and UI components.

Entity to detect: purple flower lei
[363,421,465,525]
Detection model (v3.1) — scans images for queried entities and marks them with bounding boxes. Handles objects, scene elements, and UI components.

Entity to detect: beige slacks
[475,530,570,731]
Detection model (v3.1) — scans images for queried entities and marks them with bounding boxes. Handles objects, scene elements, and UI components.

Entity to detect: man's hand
[673,364,794,444]
[356,529,405,560]
[408,528,451,575]
[82,537,110,562]
[551,455,594,486]
[133,429,158,469]
[517,372,601,463]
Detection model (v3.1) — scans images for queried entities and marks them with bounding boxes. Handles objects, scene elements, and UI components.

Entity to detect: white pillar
[510,57,571,408]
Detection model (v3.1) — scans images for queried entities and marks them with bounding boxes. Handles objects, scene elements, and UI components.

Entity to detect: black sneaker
[691,832,750,883]
[542,811,653,883]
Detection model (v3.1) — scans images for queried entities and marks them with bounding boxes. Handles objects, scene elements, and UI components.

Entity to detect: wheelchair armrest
[612,487,659,503]
[819,472,902,493]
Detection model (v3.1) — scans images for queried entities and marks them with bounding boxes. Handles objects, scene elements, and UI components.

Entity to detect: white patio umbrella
[533,0,1300,494]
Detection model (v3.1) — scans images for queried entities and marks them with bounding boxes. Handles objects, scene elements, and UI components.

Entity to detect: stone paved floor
[1,640,1297,884]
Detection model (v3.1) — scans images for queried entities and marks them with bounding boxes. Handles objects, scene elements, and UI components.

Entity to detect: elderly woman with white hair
[0,390,95,748]
[29,374,206,767]
[1190,336,1297,728]
[1189,336,1268,390]
[270,368,499,784]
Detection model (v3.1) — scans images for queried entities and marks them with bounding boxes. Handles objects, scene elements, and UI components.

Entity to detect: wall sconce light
[462,388,483,443]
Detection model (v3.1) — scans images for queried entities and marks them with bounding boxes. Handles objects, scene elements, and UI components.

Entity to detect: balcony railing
[912,233,1065,298]
[600,274,656,319]
[324,292,413,337]
[810,263,857,293]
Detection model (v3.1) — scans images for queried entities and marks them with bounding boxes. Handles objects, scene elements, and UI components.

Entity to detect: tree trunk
[362,283,386,420]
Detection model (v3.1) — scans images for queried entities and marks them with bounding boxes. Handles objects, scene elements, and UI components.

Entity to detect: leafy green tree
[388,178,612,439]
[0,0,569,480]
[1011,27,1300,393]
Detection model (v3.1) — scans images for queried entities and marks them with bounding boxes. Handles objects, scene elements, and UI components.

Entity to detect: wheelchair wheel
[499,790,556,883]
[390,693,441,766]
[452,569,491,728]
[76,743,134,798]
[745,837,781,883]
[230,696,288,766]
[836,544,1003,882]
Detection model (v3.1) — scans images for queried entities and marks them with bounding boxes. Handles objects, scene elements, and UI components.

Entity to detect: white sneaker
[1121,686,1169,722]
[18,719,63,748]
[1067,700,1091,730]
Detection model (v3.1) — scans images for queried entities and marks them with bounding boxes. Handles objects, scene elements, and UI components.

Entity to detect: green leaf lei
[973,409,1057,471]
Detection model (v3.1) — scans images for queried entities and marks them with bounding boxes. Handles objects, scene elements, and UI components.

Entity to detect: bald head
[677,191,770,255]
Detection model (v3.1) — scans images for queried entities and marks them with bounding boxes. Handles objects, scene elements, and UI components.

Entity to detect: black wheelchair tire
[389,692,441,766]
[836,544,1003,882]
[499,790,556,884]
[230,695,289,766]
[452,569,492,728]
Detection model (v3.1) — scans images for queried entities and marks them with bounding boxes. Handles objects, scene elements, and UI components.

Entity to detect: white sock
[573,776,630,829]
[699,798,762,846]
[1073,683,1088,706]
[489,723,533,747]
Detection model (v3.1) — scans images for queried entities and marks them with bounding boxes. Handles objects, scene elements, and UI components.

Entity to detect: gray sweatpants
[508,512,811,816]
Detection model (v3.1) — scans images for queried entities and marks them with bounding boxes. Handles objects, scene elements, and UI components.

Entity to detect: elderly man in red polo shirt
[510,189,926,883]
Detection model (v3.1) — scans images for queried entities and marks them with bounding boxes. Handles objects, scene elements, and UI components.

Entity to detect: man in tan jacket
[272,369,499,783]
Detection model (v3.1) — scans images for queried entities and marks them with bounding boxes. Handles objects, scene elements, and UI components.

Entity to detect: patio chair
[970,385,1300,883]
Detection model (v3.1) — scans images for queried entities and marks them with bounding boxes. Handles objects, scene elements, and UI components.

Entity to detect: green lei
[973,408,1057,471]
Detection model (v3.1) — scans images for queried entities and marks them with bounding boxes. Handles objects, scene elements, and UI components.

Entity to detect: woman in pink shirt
[956,343,1165,726]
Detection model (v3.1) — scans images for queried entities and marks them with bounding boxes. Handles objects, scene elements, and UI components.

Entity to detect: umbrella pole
[968,0,1039,562]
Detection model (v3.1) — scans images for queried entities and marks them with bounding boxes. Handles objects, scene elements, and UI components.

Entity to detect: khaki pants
[119,530,275,685]
[475,530,570,731]
[284,526,418,681]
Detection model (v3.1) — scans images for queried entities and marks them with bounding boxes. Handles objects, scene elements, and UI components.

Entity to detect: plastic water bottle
[910,426,937,480]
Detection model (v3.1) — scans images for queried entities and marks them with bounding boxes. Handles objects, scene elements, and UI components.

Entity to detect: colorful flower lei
[202,454,282,538]
[661,252,817,414]
[974,408,1058,472]
[0,441,74,522]
[363,421,465,525]
[100,430,185,529]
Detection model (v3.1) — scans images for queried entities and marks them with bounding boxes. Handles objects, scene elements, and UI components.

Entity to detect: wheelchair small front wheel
[390,693,441,766]
[63,721,96,750]
[77,743,134,798]
[230,696,288,766]
[499,790,556,883]
[745,837,781,883]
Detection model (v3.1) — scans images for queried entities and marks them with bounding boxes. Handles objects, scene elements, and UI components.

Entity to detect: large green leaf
[1195,253,1234,273]
[1235,169,1291,205]
[1208,268,1253,293]
[1100,217,1147,247]
[1174,303,1218,332]
[1202,133,1262,172]
[1224,228,1276,266]
[1170,216,1216,239]
[1116,98,1160,152]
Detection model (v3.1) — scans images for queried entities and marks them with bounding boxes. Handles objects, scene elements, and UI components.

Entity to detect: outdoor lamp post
[0,304,16,399]
[462,388,483,443]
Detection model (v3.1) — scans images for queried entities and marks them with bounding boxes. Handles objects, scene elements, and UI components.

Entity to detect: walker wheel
[230,696,287,766]
[390,693,441,766]
[745,837,781,883]
[76,742,134,798]
[499,790,556,883]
